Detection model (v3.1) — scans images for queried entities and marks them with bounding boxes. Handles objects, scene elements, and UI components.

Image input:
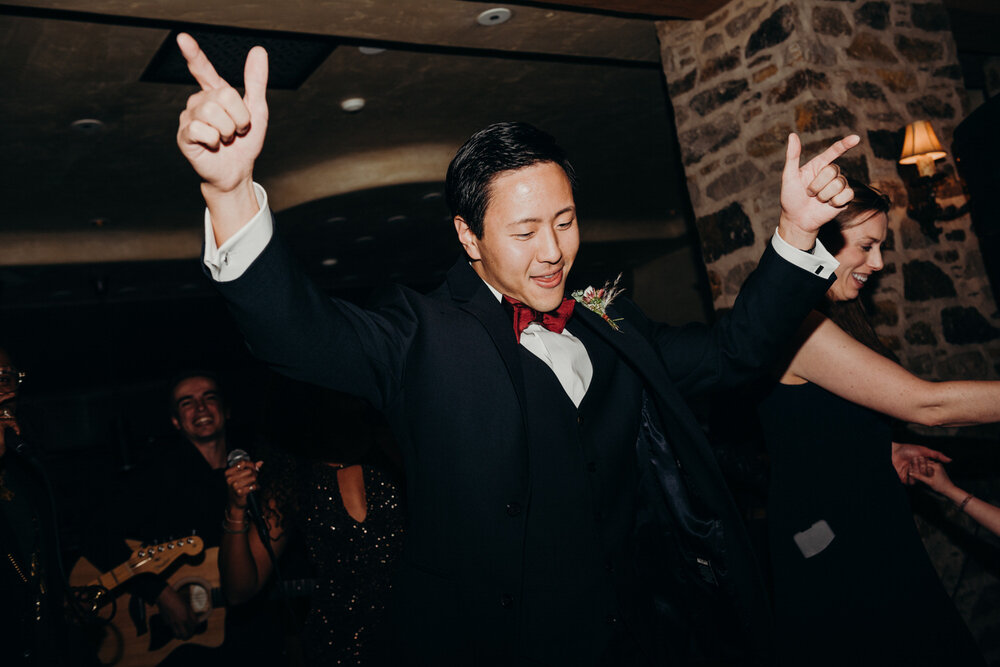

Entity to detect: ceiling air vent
[142,29,335,90]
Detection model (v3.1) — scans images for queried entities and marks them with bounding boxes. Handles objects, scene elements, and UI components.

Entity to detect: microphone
[4,426,33,458]
[226,449,270,541]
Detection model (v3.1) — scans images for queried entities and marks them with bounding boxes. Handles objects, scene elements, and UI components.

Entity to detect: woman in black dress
[220,392,404,665]
[758,180,1000,666]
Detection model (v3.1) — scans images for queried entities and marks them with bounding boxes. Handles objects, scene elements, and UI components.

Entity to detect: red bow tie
[503,296,575,342]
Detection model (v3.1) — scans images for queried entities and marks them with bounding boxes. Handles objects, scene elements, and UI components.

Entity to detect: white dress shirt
[204,183,839,407]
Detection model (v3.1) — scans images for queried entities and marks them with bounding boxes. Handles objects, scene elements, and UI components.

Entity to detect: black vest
[516,321,647,665]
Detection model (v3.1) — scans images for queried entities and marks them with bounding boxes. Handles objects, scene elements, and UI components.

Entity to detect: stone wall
[656,0,1000,384]
[657,2,1000,659]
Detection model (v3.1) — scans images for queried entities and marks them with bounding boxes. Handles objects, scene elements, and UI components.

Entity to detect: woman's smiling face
[828,211,888,302]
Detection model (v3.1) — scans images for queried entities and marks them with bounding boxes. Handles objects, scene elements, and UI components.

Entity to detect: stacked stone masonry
[657,1,1000,657]
[657,0,1000,385]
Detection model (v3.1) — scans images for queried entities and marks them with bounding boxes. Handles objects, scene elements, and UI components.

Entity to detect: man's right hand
[176,32,269,245]
[0,391,19,459]
[155,585,199,640]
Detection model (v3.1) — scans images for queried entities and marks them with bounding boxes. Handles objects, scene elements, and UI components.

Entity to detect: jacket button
[606,615,617,625]
[500,593,514,608]
[577,415,584,424]
[586,461,597,473]
[505,502,521,516]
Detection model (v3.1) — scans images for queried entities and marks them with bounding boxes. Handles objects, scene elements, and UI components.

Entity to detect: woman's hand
[910,459,959,496]
[224,458,263,512]
[891,442,951,485]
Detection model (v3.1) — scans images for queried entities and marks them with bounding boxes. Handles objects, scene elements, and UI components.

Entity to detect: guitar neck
[89,550,162,590]
[81,537,204,592]
[92,560,142,591]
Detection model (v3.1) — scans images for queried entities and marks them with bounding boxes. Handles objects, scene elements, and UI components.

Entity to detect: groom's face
[456,161,579,313]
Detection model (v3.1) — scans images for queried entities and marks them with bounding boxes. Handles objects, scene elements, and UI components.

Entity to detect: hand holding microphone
[0,394,21,458]
[225,449,269,541]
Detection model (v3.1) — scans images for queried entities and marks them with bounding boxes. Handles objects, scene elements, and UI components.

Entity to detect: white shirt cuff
[203,182,273,282]
[770,229,838,280]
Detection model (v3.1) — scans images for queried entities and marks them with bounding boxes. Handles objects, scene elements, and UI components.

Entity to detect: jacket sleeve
[630,243,833,396]
[210,233,417,411]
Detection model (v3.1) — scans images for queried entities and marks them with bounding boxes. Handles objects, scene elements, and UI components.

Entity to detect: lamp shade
[899,120,947,164]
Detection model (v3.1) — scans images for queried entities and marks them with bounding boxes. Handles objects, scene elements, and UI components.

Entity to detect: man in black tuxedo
[175,33,857,665]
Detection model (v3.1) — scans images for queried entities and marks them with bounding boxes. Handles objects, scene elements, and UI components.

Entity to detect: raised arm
[176,33,269,244]
[644,134,857,393]
[787,312,1000,427]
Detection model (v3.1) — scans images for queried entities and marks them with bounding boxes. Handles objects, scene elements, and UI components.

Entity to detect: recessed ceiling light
[477,8,512,26]
[321,257,339,267]
[354,235,375,244]
[341,97,366,113]
[387,215,407,223]
[71,118,105,134]
[358,46,385,55]
[422,191,443,201]
[325,215,347,224]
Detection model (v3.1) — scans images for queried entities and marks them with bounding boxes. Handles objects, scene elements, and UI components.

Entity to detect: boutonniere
[572,274,625,332]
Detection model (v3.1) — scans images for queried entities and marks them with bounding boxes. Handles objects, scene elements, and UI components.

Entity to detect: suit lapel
[446,259,529,429]
[570,300,671,392]
[571,299,714,451]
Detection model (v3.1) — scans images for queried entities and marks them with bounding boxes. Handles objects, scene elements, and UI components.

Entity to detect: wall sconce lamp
[899,120,947,177]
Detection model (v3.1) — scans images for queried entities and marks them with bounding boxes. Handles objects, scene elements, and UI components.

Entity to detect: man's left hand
[778,132,860,250]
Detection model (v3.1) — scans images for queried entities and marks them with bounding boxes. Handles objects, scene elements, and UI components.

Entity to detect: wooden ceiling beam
[497,0,731,20]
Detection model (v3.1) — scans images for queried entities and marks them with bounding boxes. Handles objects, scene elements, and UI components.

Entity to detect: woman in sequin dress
[220,394,404,665]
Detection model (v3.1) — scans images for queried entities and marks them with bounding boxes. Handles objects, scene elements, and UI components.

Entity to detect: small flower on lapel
[572,274,624,331]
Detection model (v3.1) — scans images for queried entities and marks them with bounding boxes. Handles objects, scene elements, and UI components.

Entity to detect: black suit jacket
[215,233,832,664]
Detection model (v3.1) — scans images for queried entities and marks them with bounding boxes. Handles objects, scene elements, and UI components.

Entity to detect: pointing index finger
[177,32,227,91]
[803,134,860,174]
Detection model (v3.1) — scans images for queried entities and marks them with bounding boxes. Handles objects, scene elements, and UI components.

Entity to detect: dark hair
[0,345,17,371]
[816,178,892,256]
[445,121,577,238]
[167,369,225,418]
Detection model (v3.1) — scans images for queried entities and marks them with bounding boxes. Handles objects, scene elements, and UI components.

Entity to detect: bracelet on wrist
[225,505,247,522]
[958,493,974,512]
[222,520,250,534]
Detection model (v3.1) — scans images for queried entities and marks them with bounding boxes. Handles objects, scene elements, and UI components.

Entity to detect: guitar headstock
[128,536,204,576]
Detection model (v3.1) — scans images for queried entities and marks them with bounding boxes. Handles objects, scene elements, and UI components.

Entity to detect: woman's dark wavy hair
[816,178,892,256]
[817,179,896,360]
[445,121,577,238]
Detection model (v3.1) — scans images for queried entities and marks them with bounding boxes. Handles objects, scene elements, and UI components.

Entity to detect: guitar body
[70,539,225,666]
